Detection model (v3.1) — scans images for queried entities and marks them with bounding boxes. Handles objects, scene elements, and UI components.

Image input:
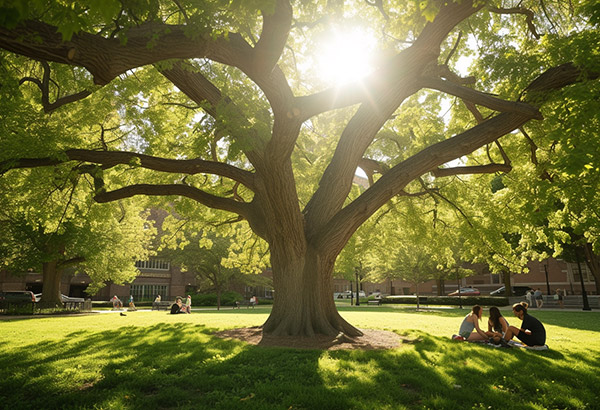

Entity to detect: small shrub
[194,291,244,306]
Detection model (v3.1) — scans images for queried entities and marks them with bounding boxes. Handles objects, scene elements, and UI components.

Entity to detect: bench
[367,299,382,305]
[152,301,172,311]
[233,300,256,309]
[541,295,599,309]
[62,301,85,310]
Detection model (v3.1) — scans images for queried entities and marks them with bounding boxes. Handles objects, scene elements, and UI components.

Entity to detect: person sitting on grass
[503,302,546,346]
[455,305,489,341]
[487,306,509,343]
[170,297,187,314]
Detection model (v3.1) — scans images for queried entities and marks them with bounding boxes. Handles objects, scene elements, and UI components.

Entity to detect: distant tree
[0,170,153,308]
[160,219,269,310]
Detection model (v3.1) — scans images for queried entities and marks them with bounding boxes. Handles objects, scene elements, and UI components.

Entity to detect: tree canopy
[0,0,598,335]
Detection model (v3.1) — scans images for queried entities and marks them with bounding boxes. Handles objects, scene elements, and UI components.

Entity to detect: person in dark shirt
[503,302,546,346]
[170,297,185,314]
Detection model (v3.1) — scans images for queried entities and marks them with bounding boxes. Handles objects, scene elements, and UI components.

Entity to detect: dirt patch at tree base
[214,326,412,350]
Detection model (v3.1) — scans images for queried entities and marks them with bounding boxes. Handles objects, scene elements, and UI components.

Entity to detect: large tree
[0,1,598,336]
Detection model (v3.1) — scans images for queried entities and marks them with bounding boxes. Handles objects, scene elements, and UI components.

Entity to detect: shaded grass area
[0,308,599,409]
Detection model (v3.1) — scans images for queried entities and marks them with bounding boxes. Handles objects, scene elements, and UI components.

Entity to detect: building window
[570,263,595,283]
[130,284,168,301]
[135,259,170,271]
[490,274,501,284]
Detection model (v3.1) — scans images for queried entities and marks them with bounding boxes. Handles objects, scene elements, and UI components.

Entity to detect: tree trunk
[216,287,221,311]
[583,244,600,295]
[39,261,63,308]
[262,246,361,337]
[436,278,445,296]
[503,270,512,296]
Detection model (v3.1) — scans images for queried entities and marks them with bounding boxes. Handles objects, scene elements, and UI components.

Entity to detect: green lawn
[0,306,598,409]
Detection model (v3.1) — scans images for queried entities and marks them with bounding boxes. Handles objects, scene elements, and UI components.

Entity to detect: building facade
[334,258,597,297]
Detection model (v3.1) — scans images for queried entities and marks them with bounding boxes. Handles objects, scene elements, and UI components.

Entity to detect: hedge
[381,295,509,307]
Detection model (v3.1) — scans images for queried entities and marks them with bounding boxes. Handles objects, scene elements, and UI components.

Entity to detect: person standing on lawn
[183,295,192,313]
[534,288,544,308]
[503,302,546,346]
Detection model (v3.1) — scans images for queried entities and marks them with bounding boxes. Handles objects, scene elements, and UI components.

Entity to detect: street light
[355,267,360,306]
[575,249,592,311]
[543,263,551,296]
[455,268,462,309]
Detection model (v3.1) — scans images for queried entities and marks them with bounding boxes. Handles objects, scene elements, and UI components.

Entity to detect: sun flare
[316,27,376,86]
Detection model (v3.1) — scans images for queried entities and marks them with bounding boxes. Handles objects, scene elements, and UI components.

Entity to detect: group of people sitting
[170,295,192,314]
[454,302,546,347]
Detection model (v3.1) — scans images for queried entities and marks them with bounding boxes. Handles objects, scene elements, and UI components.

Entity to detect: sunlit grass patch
[0,308,599,409]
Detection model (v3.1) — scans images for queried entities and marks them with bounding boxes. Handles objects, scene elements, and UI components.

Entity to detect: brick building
[333,257,597,297]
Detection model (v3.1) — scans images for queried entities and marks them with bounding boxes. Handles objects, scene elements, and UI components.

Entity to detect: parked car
[0,290,36,303]
[0,291,36,310]
[448,287,480,296]
[490,286,534,296]
[336,290,366,299]
[34,293,85,303]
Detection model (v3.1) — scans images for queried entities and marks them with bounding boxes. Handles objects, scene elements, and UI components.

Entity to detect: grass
[0,305,599,410]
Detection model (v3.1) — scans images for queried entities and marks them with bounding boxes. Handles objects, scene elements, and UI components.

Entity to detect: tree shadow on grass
[410,331,599,409]
[0,323,598,410]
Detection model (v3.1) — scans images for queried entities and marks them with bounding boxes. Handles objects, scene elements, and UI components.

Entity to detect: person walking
[128,295,137,311]
[525,290,533,307]
[183,295,192,313]
[555,288,565,309]
[534,288,544,308]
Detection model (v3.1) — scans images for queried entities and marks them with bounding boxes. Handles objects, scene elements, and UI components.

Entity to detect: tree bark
[503,270,513,297]
[583,244,600,295]
[263,246,361,337]
[39,261,63,308]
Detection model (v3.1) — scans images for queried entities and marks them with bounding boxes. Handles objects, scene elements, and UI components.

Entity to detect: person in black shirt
[170,297,185,314]
[503,302,546,346]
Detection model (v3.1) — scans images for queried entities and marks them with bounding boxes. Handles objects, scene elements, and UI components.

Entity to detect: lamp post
[575,249,592,311]
[543,263,551,296]
[456,268,463,309]
[355,267,360,306]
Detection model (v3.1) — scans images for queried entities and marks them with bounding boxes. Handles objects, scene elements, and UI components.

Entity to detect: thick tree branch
[160,62,225,120]
[0,19,286,99]
[58,256,86,268]
[489,7,540,39]
[94,184,253,220]
[19,61,91,113]
[365,0,389,20]
[296,1,484,121]
[159,62,266,164]
[0,149,256,191]
[254,0,293,73]
[431,163,512,178]
[303,0,483,235]
[314,110,532,250]
[421,77,543,119]
[358,157,388,186]
[315,61,597,253]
